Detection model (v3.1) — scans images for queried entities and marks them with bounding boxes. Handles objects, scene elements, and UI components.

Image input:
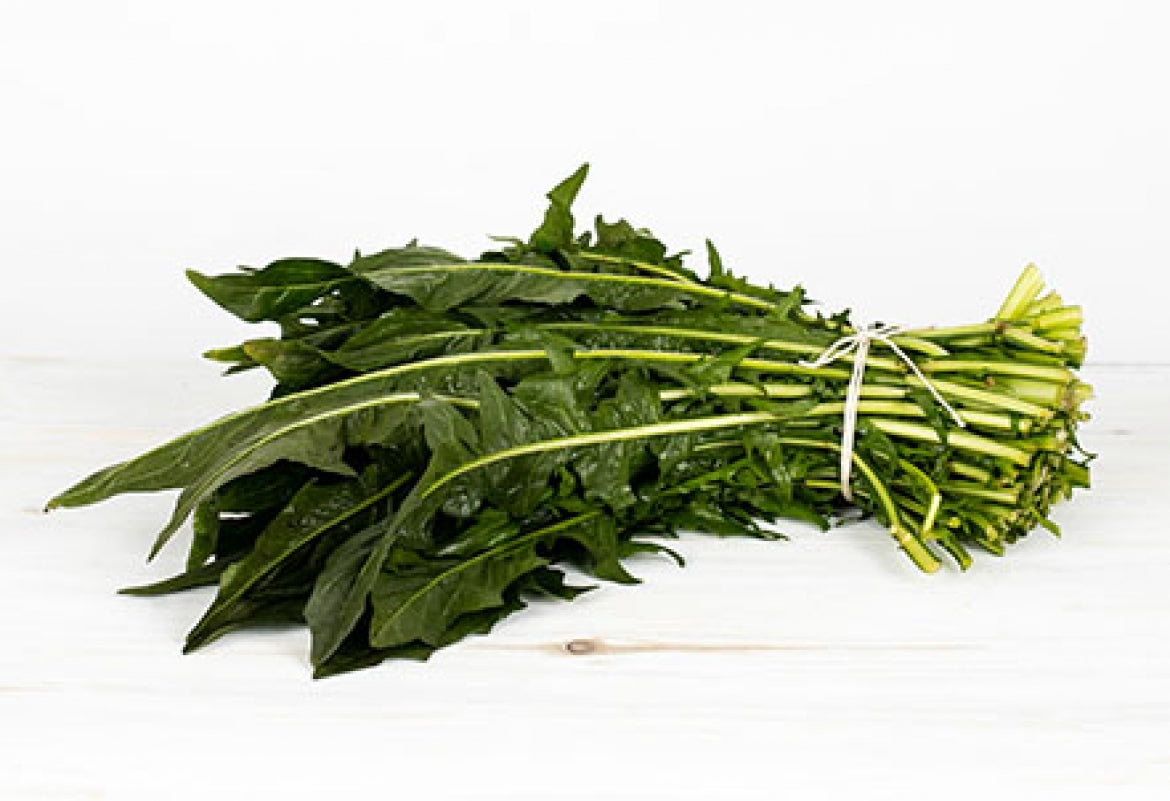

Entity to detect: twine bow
[800,324,965,501]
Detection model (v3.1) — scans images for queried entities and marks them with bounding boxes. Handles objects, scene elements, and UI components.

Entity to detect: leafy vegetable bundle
[49,166,1092,677]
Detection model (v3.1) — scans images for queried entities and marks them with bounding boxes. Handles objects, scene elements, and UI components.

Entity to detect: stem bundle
[48,166,1092,676]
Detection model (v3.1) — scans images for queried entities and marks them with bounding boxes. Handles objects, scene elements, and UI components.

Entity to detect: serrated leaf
[185,471,408,652]
[187,258,352,322]
[47,352,545,556]
[550,513,639,584]
[371,547,548,648]
[574,372,661,510]
[530,164,589,252]
[369,512,600,649]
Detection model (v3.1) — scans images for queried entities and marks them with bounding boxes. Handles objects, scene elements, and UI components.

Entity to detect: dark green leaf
[304,519,390,666]
[530,164,589,252]
[186,472,407,650]
[187,496,220,569]
[187,258,352,322]
[119,558,234,596]
[369,513,597,648]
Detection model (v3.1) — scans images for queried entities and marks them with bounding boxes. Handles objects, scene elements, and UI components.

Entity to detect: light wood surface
[2,359,1166,800]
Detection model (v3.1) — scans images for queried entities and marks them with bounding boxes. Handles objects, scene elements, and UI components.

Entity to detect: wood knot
[564,638,599,655]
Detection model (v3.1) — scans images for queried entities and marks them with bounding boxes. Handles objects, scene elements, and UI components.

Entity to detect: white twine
[800,324,966,501]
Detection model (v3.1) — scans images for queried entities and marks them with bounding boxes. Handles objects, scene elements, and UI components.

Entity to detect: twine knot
[800,324,965,501]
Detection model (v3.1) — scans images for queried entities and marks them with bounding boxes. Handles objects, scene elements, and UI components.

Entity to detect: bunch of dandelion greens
[48,165,1092,677]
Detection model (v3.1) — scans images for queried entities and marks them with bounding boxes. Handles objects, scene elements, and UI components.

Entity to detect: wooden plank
[1,360,1166,799]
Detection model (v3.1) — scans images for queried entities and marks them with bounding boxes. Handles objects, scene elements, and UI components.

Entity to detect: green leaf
[475,373,564,516]
[327,308,486,372]
[119,558,235,596]
[312,635,435,679]
[185,472,408,651]
[305,399,489,667]
[215,462,316,513]
[240,338,343,390]
[530,164,589,252]
[620,538,686,568]
[187,258,352,322]
[183,597,306,652]
[591,216,690,278]
[47,351,544,556]
[436,508,520,559]
[705,239,724,279]
[574,372,661,510]
[417,397,484,519]
[369,513,596,648]
[49,163,1093,676]
[187,496,221,569]
[521,566,595,600]
[370,548,548,648]
[548,513,639,584]
[304,519,390,666]
[351,255,696,314]
[314,584,538,679]
[312,562,598,678]
[680,500,764,537]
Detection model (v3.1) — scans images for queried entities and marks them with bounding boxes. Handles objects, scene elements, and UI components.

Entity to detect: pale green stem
[995,264,1045,320]
[575,252,701,284]
[866,419,1033,466]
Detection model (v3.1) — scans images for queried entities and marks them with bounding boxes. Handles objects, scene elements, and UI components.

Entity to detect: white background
[2,1,1169,362]
[3,2,1170,800]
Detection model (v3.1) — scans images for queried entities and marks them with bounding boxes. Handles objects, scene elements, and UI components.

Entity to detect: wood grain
[2,359,1167,800]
